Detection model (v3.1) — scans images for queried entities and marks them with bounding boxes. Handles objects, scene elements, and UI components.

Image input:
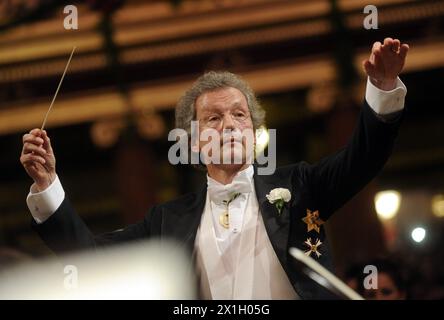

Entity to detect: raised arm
[20,129,152,254]
[301,38,409,220]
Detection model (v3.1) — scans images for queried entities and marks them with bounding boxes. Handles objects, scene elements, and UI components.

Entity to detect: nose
[222,113,235,131]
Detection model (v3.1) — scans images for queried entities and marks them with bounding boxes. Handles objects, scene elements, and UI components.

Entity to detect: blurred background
[0,0,443,299]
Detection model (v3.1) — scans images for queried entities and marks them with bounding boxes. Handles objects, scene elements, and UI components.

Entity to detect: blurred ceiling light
[431,194,444,218]
[90,119,124,148]
[255,126,269,156]
[307,82,336,113]
[137,112,165,140]
[411,227,426,243]
[374,190,401,220]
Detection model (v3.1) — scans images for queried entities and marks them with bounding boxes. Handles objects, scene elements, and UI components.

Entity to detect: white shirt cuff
[26,175,65,224]
[365,76,407,115]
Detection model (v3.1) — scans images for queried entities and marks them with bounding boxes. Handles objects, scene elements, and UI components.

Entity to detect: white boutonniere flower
[266,188,291,215]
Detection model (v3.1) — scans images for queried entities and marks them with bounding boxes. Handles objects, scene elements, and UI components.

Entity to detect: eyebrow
[232,101,242,107]
[200,108,222,115]
[199,98,248,118]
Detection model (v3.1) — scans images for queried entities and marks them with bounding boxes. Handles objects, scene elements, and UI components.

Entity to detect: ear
[189,120,200,153]
[191,144,199,153]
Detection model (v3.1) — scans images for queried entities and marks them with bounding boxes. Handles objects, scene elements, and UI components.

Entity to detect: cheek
[240,121,255,146]
[239,118,254,131]
[196,126,222,150]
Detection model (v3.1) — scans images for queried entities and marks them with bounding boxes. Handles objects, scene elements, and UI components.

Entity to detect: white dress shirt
[195,165,298,299]
[207,165,253,239]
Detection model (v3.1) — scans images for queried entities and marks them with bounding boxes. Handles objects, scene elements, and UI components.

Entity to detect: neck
[207,163,250,185]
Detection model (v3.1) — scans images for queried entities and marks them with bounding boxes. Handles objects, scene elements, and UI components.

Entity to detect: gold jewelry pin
[41,46,76,130]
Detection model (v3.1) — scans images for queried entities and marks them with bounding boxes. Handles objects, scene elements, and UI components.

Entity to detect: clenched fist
[20,129,56,192]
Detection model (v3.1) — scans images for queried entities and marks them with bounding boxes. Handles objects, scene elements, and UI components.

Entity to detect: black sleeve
[32,197,157,255]
[299,100,404,220]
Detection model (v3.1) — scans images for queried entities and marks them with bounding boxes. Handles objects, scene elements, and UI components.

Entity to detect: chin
[220,144,253,165]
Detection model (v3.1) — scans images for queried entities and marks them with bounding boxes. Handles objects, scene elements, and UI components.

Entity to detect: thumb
[362,59,375,76]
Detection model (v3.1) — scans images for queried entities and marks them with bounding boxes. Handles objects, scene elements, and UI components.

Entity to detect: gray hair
[175,71,266,133]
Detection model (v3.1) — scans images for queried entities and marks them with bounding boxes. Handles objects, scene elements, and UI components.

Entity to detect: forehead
[378,273,397,287]
[195,87,248,112]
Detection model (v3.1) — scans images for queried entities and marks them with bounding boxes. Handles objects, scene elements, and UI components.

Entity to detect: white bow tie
[207,170,253,204]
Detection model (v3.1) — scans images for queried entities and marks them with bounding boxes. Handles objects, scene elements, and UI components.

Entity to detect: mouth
[221,138,242,147]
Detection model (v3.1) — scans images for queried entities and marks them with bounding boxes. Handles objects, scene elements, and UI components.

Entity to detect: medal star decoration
[219,192,241,229]
[302,209,324,233]
[304,238,322,258]
[266,188,291,215]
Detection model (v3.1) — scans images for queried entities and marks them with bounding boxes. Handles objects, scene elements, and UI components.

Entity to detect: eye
[381,288,394,296]
[234,111,245,118]
[208,116,220,122]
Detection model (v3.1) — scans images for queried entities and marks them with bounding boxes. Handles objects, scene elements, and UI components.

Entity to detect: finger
[373,47,384,69]
[372,41,382,52]
[393,39,401,53]
[400,44,409,60]
[23,133,44,146]
[383,37,393,46]
[23,143,47,157]
[41,130,54,154]
[20,153,46,166]
[29,128,43,137]
[362,59,375,76]
[371,42,382,62]
[373,45,383,59]
[381,38,395,53]
[368,42,376,64]
[25,164,42,177]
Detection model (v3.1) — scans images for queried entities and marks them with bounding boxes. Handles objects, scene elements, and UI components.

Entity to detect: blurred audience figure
[345,258,408,300]
[344,262,365,293]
